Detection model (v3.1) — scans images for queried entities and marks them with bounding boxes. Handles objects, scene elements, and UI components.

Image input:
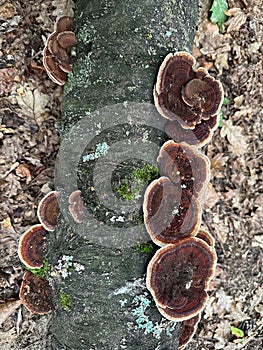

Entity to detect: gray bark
[47,1,199,349]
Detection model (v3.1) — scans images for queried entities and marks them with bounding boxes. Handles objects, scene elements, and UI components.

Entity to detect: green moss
[59,292,72,312]
[114,179,135,201]
[135,241,154,253]
[132,164,158,183]
[26,258,50,278]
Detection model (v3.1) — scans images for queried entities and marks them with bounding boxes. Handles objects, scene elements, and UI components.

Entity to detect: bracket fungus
[37,191,60,231]
[68,190,86,224]
[165,113,220,148]
[154,52,224,129]
[43,16,76,85]
[178,313,201,349]
[143,177,201,246]
[157,140,210,198]
[146,237,216,321]
[19,271,52,314]
[18,224,47,269]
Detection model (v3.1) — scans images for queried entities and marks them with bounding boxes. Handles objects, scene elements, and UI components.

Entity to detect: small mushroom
[165,113,220,148]
[57,31,77,50]
[68,190,86,224]
[19,271,52,314]
[37,191,60,231]
[143,177,201,246]
[55,16,74,33]
[18,224,47,269]
[146,237,216,321]
[178,313,201,349]
[157,140,210,197]
[196,229,215,247]
[154,52,224,129]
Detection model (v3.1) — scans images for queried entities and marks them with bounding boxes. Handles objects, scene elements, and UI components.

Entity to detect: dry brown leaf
[225,8,247,33]
[210,153,229,178]
[220,120,248,155]
[0,68,18,96]
[16,87,49,120]
[203,183,220,209]
[0,299,21,326]
[15,163,32,184]
[52,0,75,18]
[0,2,15,21]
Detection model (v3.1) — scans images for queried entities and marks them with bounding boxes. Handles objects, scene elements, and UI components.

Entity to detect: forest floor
[0,0,262,349]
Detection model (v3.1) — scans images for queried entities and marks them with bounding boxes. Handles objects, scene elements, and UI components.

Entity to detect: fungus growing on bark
[18,224,47,269]
[43,16,76,85]
[165,113,220,148]
[37,191,60,231]
[196,229,215,247]
[68,190,86,224]
[157,140,210,197]
[143,177,201,246]
[19,271,52,314]
[154,52,224,129]
[178,313,201,349]
[146,237,216,321]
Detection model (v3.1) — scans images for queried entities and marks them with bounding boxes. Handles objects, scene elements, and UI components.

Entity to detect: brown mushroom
[196,229,215,247]
[68,190,86,224]
[19,271,52,314]
[37,191,60,232]
[165,113,220,148]
[154,52,224,129]
[57,31,77,50]
[178,313,201,349]
[146,237,216,321]
[157,140,210,198]
[55,16,73,33]
[143,177,201,246]
[18,224,47,269]
[43,46,67,85]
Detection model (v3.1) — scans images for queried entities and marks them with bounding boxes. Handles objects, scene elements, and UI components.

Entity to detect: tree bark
[47,1,199,349]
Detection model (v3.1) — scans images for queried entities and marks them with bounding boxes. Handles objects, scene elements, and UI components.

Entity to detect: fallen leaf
[15,163,32,184]
[0,2,15,21]
[16,87,49,119]
[220,120,248,155]
[225,8,247,33]
[0,299,21,326]
[203,183,220,209]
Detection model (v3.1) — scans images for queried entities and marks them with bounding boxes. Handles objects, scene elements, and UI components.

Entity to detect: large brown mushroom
[143,177,201,246]
[157,140,210,198]
[37,191,60,232]
[68,190,86,224]
[19,271,52,314]
[18,224,47,269]
[146,237,216,321]
[154,52,224,129]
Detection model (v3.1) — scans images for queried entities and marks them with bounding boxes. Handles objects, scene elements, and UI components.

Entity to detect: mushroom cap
[55,16,73,33]
[143,177,201,246]
[146,237,217,321]
[18,224,47,269]
[68,190,86,224]
[19,271,52,314]
[196,229,215,247]
[46,33,72,74]
[37,191,60,231]
[178,313,201,349]
[57,31,77,50]
[165,113,220,148]
[154,52,224,129]
[157,140,210,197]
[43,47,67,85]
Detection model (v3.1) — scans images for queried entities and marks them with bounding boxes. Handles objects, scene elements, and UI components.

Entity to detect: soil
[0,0,262,349]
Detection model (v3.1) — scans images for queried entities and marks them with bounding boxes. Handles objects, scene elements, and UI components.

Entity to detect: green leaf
[210,0,228,32]
[231,326,244,338]
[218,98,229,127]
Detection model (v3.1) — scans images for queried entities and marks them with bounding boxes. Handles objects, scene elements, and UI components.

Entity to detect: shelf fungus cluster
[18,191,61,314]
[154,52,224,147]
[43,16,76,85]
[143,51,222,348]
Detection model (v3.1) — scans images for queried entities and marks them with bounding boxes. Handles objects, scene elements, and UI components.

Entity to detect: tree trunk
[47,1,199,349]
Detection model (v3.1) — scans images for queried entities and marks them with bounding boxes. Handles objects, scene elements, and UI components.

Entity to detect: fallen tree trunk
[47,1,199,349]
